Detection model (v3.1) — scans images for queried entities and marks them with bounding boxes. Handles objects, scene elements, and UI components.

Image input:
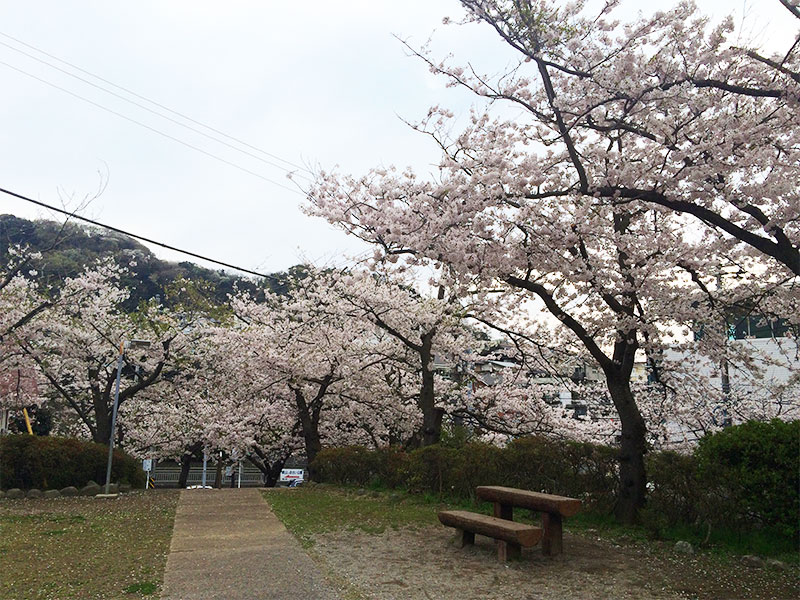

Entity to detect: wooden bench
[438,510,542,561]
[476,486,581,556]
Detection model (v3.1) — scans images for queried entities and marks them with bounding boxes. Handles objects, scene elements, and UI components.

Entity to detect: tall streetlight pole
[103,339,151,496]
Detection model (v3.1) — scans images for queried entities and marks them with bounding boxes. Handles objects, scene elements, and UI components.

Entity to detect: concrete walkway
[161,488,338,600]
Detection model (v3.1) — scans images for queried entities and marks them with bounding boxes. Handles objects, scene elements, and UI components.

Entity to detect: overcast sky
[0,0,794,277]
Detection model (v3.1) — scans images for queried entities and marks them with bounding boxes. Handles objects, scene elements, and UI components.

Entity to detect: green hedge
[0,435,146,490]
[312,421,799,541]
[313,436,619,510]
[695,419,799,535]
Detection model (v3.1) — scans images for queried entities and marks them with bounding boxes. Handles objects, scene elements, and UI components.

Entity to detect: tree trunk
[178,453,192,488]
[93,403,111,445]
[293,385,326,480]
[248,453,288,487]
[418,334,443,447]
[213,458,223,488]
[606,374,647,524]
[294,402,322,476]
[303,426,322,480]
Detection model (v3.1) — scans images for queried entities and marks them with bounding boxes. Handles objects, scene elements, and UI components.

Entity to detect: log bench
[476,486,581,556]
[438,510,543,561]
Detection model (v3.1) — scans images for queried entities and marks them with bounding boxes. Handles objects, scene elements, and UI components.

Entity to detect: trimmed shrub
[406,445,455,494]
[372,446,410,489]
[0,435,145,491]
[641,450,702,535]
[695,419,799,535]
[405,443,505,497]
[500,436,618,511]
[646,451,701,522]
[312,446,378,486]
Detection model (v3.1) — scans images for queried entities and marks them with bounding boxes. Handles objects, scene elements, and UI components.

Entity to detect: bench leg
[497,540,521,561]
[493,502,513,521]
[457,529,475,548]
[541,512,563,556]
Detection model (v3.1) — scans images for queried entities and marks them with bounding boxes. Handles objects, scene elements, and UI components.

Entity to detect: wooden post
[493,502,513,520]
[497,540,521,561]
[458,529,475,548]
[541,512,563,556]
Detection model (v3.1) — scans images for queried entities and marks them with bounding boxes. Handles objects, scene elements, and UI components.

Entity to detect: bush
[646,451,702,522]
[314,435,618,506]
[312,446,380,486]
[403,443,504,496]
[0,435,145,490]
[372,446,410,489]
[694,419,799,536]
[499,436,618,511]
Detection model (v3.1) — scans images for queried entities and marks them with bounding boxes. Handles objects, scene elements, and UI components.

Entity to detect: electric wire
[0,30,312,176]
[0,185,281,280]
[0,39,312,182]
[0,60,303,195]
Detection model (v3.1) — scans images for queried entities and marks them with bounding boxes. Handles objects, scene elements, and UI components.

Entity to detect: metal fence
[150,461,266,488]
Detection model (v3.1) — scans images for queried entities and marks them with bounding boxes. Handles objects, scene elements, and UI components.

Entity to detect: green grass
[0,490,178,599]
[567,509,799,563]
[264,486,445,547]
[124,581,157,595]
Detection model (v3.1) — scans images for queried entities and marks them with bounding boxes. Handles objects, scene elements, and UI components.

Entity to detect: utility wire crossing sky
[0,1,793,274]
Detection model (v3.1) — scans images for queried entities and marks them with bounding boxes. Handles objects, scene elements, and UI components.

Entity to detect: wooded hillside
[0,214,296,307]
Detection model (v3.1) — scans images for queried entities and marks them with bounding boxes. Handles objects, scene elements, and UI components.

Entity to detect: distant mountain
[0,214,299,308]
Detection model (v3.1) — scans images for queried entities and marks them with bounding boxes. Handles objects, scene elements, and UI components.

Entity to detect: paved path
[161,488,338,600]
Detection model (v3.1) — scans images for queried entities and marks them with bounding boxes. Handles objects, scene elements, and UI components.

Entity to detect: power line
[0,185,281,281]
[0,59,304,195]
[0,39,312,182]
[0,30,312,176]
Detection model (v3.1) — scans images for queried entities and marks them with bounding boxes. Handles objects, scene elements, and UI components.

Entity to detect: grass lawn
[264,485,444,547]
[0,490,178,600]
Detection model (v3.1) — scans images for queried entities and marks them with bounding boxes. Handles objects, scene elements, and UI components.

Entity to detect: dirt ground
[308,526,799,600]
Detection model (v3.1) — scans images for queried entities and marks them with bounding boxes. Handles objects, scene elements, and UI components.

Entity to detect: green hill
[0,214,297,308]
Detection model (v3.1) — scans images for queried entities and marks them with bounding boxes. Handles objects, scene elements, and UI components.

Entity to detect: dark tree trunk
[292,379,330,481]
[418,333,443,447]
[177,442,203,488]
[178,453,192,488]
[605,372,648,524]
[248,452,289,487]
[264,458,286,488]
[93,402,111,445]
[213,458,223,488]
[302,425,322,480]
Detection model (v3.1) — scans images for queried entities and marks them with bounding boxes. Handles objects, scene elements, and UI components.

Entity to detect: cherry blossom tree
[123,323,304,487]
[308,0,799,522]
[16,260,201,445]
[331,269,480,447]
[230,271,408,475]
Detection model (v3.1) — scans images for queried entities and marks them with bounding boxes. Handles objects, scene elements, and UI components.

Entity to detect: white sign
[279,468,304,482]
[142,459,153,472]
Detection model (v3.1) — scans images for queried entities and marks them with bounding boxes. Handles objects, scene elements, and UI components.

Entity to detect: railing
[151,464,266,488]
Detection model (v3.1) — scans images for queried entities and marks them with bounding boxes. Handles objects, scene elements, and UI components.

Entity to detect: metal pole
[237,460,242,488]
[104,342,125,495]
[201,451,208,488]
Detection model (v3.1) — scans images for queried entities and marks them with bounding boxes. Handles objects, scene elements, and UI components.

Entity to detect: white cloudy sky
[0,0,794,277]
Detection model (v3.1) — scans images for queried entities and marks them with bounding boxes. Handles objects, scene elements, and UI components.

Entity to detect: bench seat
[438,510,543,561]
